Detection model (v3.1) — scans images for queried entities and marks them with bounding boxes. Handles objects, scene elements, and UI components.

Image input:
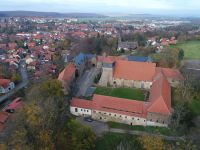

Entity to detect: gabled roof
[148,73,172,114]
[113,60,156,81]
[58,63,76,83]
[161,68,184,80]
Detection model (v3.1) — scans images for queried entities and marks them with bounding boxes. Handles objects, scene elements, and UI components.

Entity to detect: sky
[0,0,200,16]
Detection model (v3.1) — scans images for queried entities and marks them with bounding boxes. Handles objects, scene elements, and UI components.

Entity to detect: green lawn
[94,87,145,101]
[108,122,174,136]
[170,40,200,60]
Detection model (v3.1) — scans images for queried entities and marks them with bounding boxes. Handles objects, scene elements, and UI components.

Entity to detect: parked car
[84,117,93,122]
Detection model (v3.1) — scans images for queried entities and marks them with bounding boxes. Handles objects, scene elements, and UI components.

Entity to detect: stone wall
[112,78,152,89]
[70,106,92,117]
[92,110,147,126]
[146,112,170,127]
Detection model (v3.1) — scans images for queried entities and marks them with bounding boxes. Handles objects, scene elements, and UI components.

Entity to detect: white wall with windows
[70,106,92,117]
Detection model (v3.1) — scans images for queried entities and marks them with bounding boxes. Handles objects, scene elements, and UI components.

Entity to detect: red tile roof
[58,63,76,83]
[92,94,147,118]
[71,98,92,109]
[148,73,172,115]
[161,68,184,80]
[5,97,22,111]
[0,79,11,88]
[114,60,156,81]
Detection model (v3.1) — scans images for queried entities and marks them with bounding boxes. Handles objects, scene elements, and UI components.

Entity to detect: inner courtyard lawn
[170,40,200,60]
[94,87,145,101]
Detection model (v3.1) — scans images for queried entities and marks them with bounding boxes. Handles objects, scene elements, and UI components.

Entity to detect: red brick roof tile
[114,60,156,81]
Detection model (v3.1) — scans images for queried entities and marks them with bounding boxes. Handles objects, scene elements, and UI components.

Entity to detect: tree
[6,80,67,150]
[178,49,184,60]
[139,135,167,150]
[11,73,21,84]
[170,101,195,133]
[57,119,96,150]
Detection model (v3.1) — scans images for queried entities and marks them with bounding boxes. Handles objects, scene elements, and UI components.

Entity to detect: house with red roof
[0,79,15,94]
[70,59,183,127]
[58,63,77,95]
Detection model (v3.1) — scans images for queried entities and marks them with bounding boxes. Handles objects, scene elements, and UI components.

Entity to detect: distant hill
[0,11,106,18]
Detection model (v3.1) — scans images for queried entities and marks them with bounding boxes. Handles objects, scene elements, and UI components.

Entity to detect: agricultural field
[171,40,200,60]
[94,87,146,101]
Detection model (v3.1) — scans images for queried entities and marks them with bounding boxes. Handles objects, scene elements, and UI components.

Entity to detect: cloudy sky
[0,0,200,16]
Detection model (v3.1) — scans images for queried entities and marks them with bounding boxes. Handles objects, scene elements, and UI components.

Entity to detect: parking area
[76,117,109,136]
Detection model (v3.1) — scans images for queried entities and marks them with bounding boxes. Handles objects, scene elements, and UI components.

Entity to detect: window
[75,108,78,112]
[125,116,127,118]
[120,115,122,117]
[109,113,111,116]
[100,117,102,120]
[132,117,134,120]
[137,118,139,121]
[84,109,86,112]
[114,114,116,117]
[87,110,89,112]
[144,120,146,122]
[81,109,83,111]
[163,121,165,124]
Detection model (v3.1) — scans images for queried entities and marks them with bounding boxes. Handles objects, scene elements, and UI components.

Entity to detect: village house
[117,41,138,52]
[0,79,15,94]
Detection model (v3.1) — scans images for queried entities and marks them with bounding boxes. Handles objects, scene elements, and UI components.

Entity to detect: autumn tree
[6,79,67,150]
[139,135,167,150]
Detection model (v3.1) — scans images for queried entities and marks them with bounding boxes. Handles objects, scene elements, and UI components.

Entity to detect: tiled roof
[0,79,11,88]
[58,63,76,83]
[92,94,147,118]
[161,68,184,80]
[5,97,22,111]
[113,60,156,81]
[71,98,92,109]
[148,73,172,114]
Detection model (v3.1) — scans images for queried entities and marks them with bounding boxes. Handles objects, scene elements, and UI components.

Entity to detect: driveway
[75,68,100,97]
[76,117,109,136]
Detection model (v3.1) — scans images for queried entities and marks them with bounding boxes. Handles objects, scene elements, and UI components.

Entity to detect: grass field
[94,87,145,101]
[170,40,200,60]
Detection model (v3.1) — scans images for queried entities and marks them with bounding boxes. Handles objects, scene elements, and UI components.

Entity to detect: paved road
[76,68,100,97]
[76,117,109,136]
[0,60,28,103]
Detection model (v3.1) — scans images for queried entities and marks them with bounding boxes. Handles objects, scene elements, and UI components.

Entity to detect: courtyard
[94,87,147,101]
